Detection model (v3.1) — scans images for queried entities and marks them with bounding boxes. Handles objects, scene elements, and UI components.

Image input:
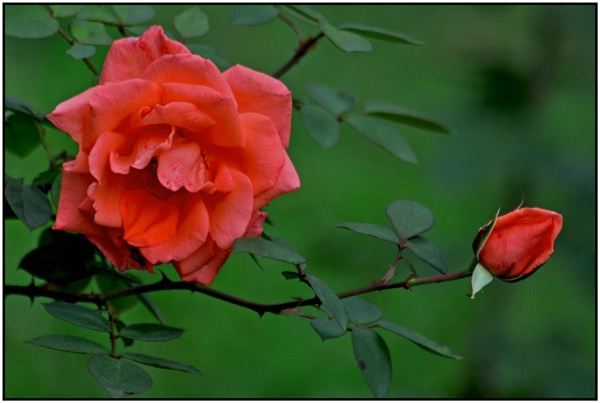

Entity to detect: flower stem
[5,268,473,317]
[272,32,325,79]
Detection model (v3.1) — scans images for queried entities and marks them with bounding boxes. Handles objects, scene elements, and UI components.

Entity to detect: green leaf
[229,5,279,26]
[343,297,383,326]
[43,302,110,332]
[49,5,85,18]
[69,20,113,45]
[19,229,96,284]
[119,324,184,342]
[75,6,120,25]
[469,263,494,299]
[4,112,42,158]
[351,327,392,398]
[50,172,62,208]
[338,24,423,45]
[5,96,38,116]
[186,44,232,70]
[334,222,398,244]
[32,166,62,187]
[5,177,53,231]
[319,20,372,53]
[173,7,209,39]
[67,43,96,60]
[122,352,202,375]
[278,5,324,26]
[87,354,152,398]
[377,320,462,359]
[311,317,346,341]
[299,104,340,149]
[406,236,448,274]
[281,271,300,280]
[232,236,306,266]
[305,84,356,116]
[365,101,451,134]
[473,207,501,259]
[307,275,348,330]
[344,114,417,163]
[25,335,109,354]
[111,5,155,26]
[386,200,434,241]
[5,5,59,39]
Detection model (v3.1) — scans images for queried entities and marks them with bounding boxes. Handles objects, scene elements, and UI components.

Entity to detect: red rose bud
[473,207,563,282]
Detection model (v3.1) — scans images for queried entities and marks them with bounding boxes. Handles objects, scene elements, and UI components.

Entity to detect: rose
[473,207,563,282]
[47,26,300,285]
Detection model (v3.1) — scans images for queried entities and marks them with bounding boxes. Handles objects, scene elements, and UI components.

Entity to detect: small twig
[57,27,99,76]
[272,32,325,79]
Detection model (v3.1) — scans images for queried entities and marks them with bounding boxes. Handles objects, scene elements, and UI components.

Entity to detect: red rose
[47,26,300,285]
[473,207,563,282]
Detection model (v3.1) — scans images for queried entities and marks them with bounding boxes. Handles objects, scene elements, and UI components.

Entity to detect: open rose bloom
[48,26,300,285]
[474,207,563,282]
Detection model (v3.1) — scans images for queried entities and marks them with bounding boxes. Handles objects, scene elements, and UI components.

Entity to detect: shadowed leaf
[307,275,348,330]
[299,104,339,149]
[351,327,391,398]
[174,7,209,38]
[123,352,202,375]
[344,114,417,163]
[386,200,434,241]
[311,317,346,341]
[43,302,109,332]
[377,320,462,359]
[229,5,279,26]
[365,101,451,134]
[119,324,183,342]
[339,24,423,45]
[334,222,399,244]
[88,354,152,398]
[406,236,448,274]
[26,335,109,354]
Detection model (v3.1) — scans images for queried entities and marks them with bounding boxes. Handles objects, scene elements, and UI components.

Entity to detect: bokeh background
[4,4,596,398]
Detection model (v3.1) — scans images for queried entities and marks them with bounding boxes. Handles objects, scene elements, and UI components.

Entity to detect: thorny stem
[272,32,325,79]
[5,269,473,317]
[57,27,99,77]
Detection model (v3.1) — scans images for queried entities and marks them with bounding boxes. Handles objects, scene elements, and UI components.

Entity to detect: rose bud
[473,207,563,282]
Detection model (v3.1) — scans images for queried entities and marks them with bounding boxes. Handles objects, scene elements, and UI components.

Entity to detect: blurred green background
[4,4,596,398]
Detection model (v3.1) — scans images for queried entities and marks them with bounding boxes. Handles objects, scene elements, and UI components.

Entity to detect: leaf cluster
[27,301,200,398]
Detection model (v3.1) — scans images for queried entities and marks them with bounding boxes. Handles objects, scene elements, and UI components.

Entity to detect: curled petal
[100,25,190,84]
[47,86,96,145]
[174,237,232,286]
[254,153,300,210]
[86,79,162,151]
[143,53,233,98]
[223,64,292,148]
[157,139,206,192]
[162,83,244,148]
[140,193,209,263]
[120,188,180,248]
[204,168,254,249]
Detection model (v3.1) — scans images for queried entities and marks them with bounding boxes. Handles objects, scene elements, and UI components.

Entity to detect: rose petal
[204,168,254,249]
[143,53,233,98]
[109,126,174,174]
[54,165,147,271]
[88,174,126,228]
[162,83,244,148]
[213,113,285,198]
[86,79,162,151]
[120,188,180,248]
[100,25,190,84]
[223,64,292,148]
[137,102,215,132]
[157,138,207,192]
[174,237,231,285]
[140,192,209,263]
[253,152,300,210]
[47,86,96,145]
